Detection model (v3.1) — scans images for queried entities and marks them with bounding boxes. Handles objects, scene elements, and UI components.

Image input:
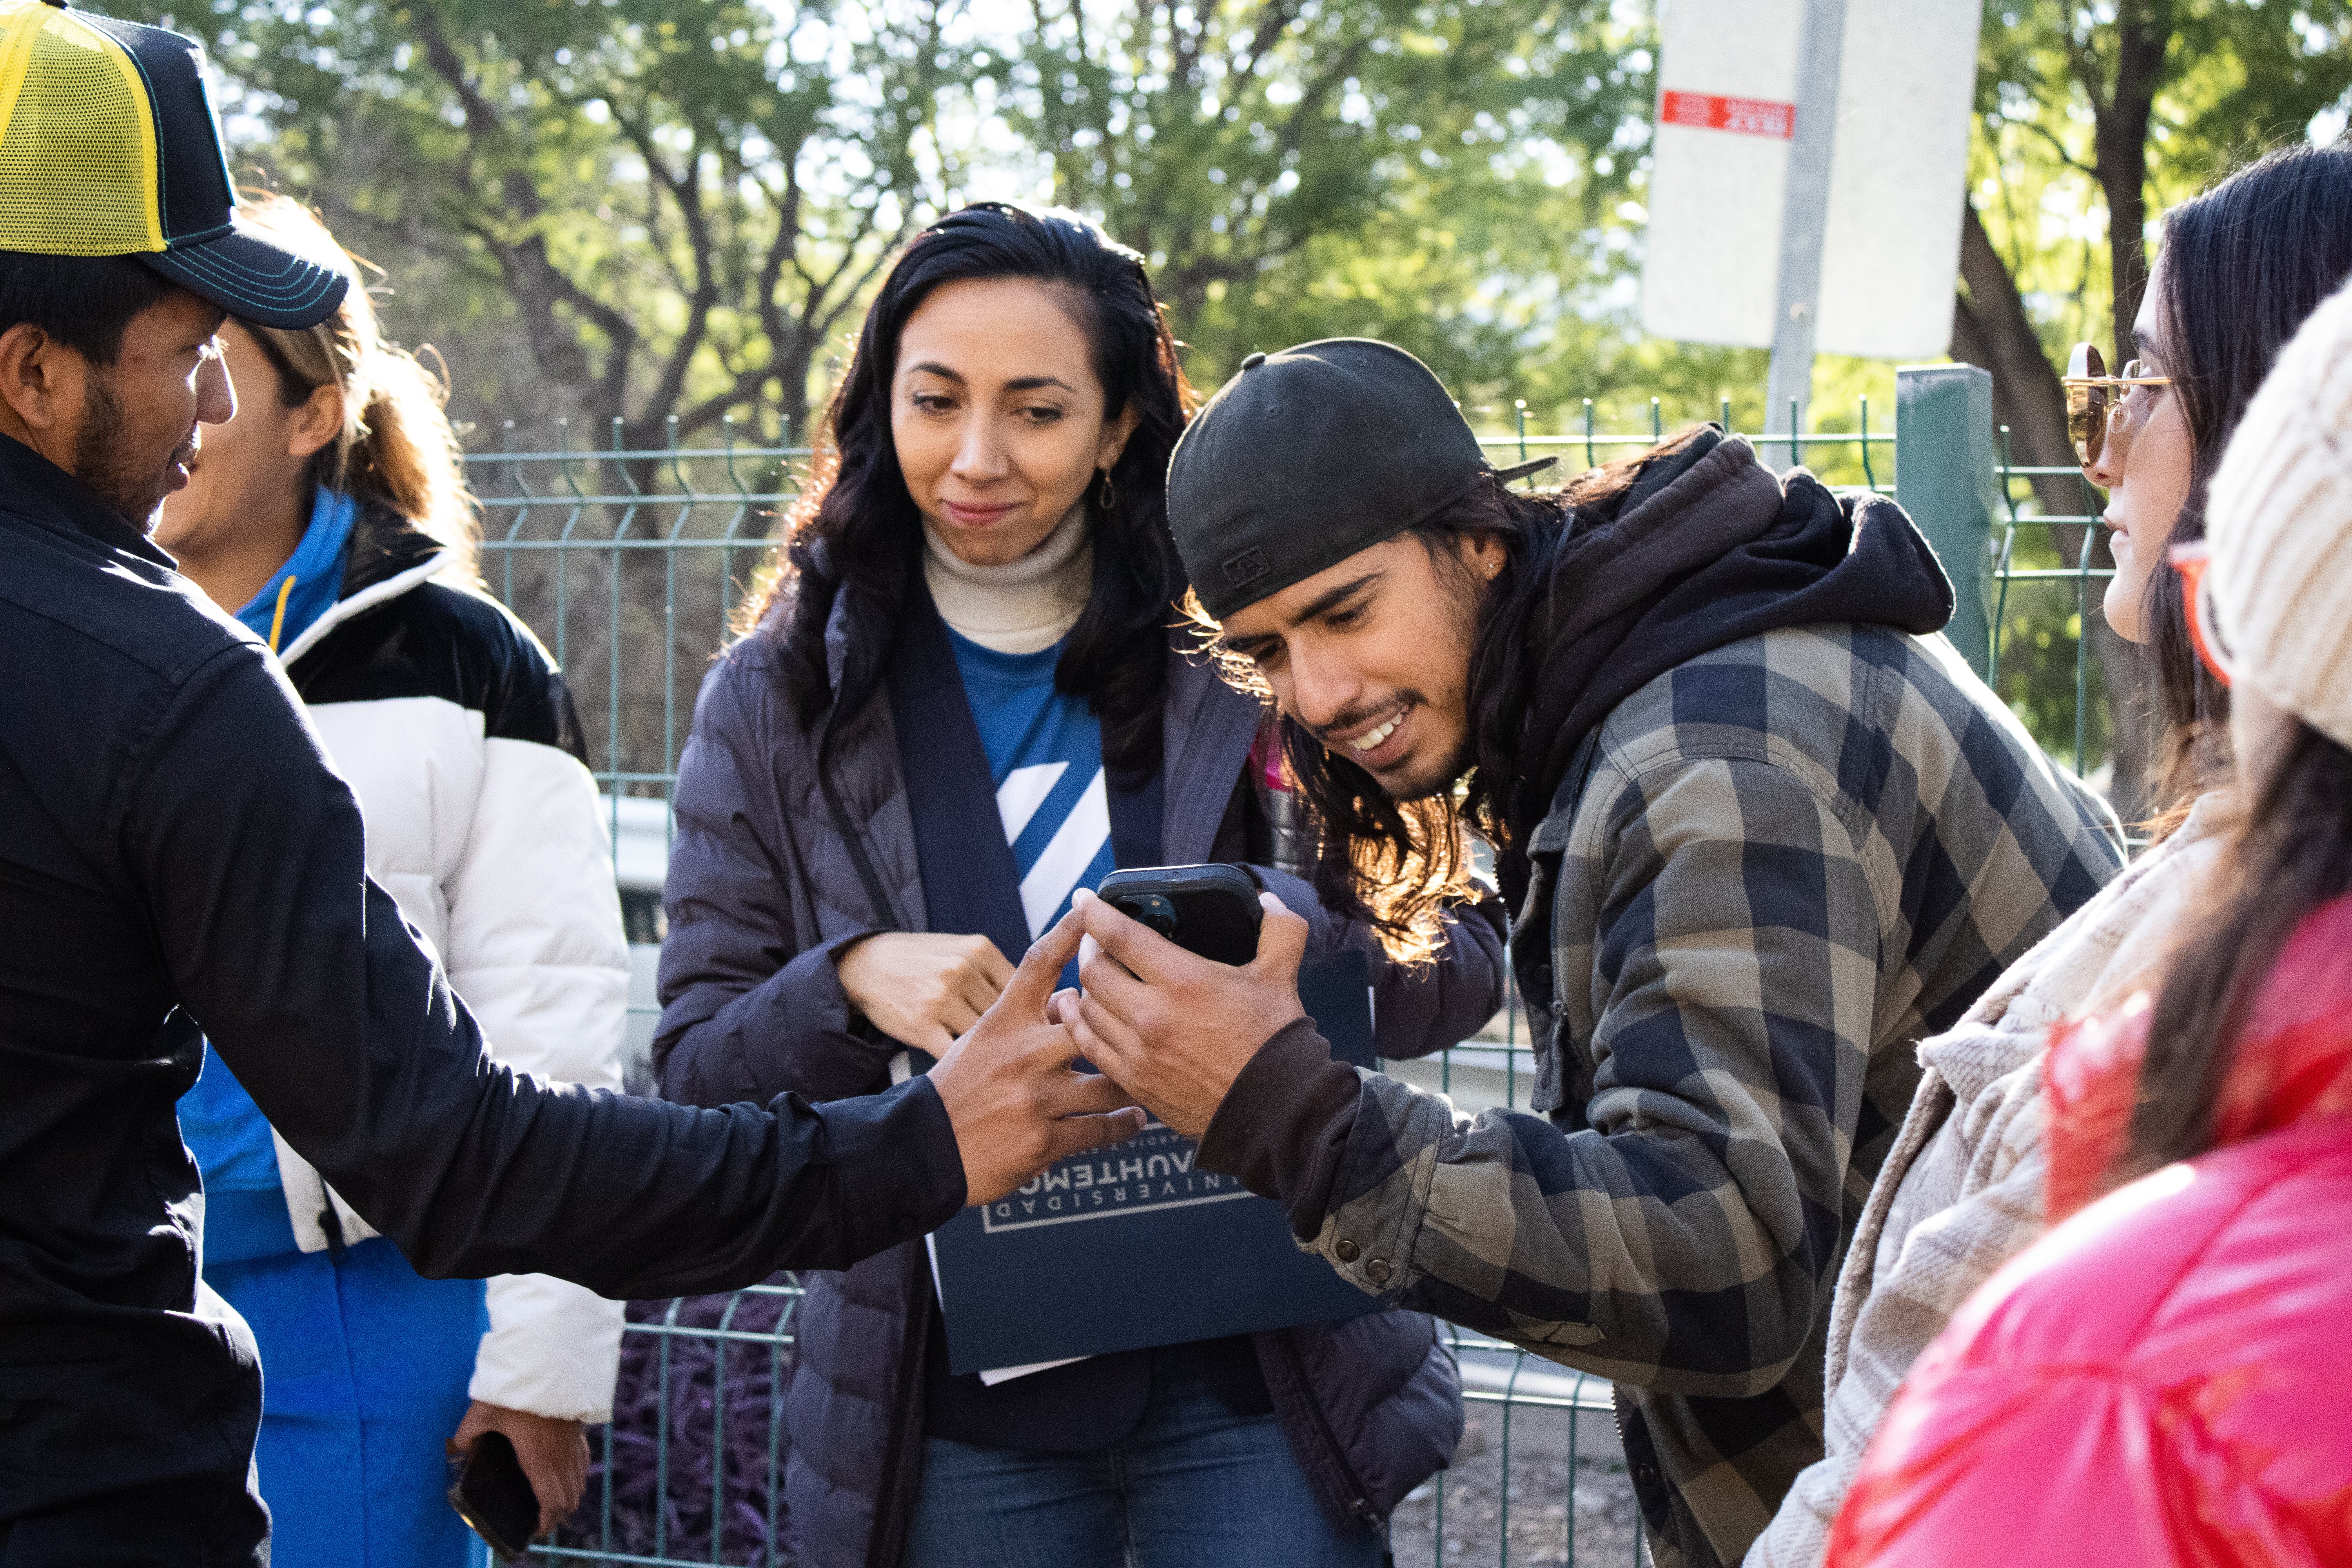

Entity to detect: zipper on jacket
[318,1202,349,1265]
[1273,1333,1381,1529]
[817,719,898,932]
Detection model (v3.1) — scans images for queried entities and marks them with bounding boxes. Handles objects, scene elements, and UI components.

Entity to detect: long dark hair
[1205,434,1708,959]
[2137,140,2352,809]
[750,203,1192,778]
[2127,720,2352,1171]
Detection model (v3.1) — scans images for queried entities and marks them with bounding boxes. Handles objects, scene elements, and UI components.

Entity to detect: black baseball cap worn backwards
[1167,338,1554,621]
[0,0,348,328]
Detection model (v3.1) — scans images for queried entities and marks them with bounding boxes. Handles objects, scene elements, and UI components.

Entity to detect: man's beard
[1377,736,1475,803]
[70,372,167,528]
[1332,563,1483,803]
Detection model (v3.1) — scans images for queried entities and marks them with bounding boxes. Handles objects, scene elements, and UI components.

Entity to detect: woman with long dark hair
[2089,139,2352,807]
[1824,271,2352,1568]
[1742,139,2352,1568]
[653,203,1499,1568]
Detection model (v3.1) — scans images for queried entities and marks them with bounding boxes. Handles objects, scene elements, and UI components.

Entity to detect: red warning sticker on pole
[1659,90,1796,139]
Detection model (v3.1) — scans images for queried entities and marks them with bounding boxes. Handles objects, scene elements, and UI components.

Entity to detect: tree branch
[1234,0,1298,87]
[613,105,723,427]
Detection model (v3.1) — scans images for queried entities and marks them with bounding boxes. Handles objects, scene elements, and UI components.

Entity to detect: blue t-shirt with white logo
[946,631,1116,942]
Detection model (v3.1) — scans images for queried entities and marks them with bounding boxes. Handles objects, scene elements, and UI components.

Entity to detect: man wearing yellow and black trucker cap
[1053,340,2128,1568]
[0,0,348,329]
[0,5,1145,1562]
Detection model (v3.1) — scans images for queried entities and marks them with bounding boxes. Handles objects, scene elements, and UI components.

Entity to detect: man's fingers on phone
[1076,931,1151,1015]
[1004,907,1084,1010]
[1072,992,1147,1075]
[1249,892,1312,978]
[1069,887,1178,984]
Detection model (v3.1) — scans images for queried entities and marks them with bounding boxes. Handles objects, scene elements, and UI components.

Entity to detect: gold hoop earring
[1097,468,1117,511]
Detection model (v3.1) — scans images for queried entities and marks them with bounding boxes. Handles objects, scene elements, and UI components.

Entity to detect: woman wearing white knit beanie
[2202,271,2352,773]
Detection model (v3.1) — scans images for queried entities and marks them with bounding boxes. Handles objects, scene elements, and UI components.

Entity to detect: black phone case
[1095,863,1263,966]
[448,1430,539,1563]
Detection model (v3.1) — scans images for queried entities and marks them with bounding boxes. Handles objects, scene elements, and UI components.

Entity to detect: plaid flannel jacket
[1306,625,2122,1568]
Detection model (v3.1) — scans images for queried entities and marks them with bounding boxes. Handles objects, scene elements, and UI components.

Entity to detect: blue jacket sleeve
[137,640,964,1298]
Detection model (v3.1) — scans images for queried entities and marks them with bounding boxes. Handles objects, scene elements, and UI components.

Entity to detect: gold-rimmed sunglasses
[2062,343,2174,468]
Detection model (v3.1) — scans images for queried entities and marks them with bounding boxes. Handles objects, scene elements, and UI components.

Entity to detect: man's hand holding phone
[1054,886,1311,1139]
[926,907,1149,1205]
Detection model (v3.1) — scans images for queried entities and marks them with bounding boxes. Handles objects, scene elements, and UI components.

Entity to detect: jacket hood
[1495,428,1954,907]
[274,501,454,668]
[2045,891,2352,1220]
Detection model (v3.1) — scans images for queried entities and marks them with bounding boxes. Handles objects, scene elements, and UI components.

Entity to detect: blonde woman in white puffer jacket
[157,194,626,1564]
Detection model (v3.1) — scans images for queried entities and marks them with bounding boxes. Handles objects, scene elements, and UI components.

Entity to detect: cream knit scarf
[921,506,1093,655]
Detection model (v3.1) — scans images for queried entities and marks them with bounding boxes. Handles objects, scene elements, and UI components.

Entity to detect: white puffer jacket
[267,505,630,1423]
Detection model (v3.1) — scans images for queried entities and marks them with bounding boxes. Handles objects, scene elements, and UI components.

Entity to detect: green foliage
[111,0,2352,791]
[1973,0,2352,367]
[995,0,1651,397]
[1965,0,2350,784]
[124,0,2352,448]
[115,0,983,443]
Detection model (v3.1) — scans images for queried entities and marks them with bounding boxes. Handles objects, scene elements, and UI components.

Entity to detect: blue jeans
[901,1365,1384,1568]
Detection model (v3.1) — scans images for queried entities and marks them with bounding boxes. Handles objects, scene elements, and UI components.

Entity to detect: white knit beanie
[2204,271,2352,753]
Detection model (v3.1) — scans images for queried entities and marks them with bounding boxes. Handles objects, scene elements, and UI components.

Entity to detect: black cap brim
[1491,454,1559,485]
[136,224,349,330]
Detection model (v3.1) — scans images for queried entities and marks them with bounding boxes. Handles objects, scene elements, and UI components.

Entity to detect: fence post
[1895,364,1997,677]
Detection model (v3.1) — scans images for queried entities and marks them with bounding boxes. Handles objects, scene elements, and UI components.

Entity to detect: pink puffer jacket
[1826,894,2352,1568]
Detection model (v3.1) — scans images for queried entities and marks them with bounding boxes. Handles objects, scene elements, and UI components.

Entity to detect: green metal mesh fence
[471,367,2098,1566]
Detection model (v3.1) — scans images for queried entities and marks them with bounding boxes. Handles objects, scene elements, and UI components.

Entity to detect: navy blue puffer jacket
[655,572,1504,1567]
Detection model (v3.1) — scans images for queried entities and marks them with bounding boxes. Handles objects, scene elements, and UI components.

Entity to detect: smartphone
[1096,864,1263,966]
[448,1430,539,1563]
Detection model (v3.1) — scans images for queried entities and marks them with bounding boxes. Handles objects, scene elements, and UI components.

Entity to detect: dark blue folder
[926,949,1383,1375]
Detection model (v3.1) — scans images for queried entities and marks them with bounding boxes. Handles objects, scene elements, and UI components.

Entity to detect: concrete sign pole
[1762,0,1848,465]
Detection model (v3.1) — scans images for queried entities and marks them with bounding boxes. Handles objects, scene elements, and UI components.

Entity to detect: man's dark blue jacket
[0,432,965,1565]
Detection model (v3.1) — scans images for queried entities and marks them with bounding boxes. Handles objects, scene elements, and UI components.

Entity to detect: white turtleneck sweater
[922,507,1094,655]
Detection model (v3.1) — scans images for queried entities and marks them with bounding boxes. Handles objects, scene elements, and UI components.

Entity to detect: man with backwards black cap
[0,6,1142,1559]
[1056,341,2125,1568]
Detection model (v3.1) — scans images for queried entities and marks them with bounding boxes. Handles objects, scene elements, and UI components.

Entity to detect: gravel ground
[1388,1401,1647,1568]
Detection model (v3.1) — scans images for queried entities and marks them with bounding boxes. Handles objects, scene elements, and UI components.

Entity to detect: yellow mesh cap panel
[0,2,162,255]
[0,6,44,145]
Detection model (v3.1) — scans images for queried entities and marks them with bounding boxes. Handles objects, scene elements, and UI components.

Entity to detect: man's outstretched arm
[138,640,1138,1300]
